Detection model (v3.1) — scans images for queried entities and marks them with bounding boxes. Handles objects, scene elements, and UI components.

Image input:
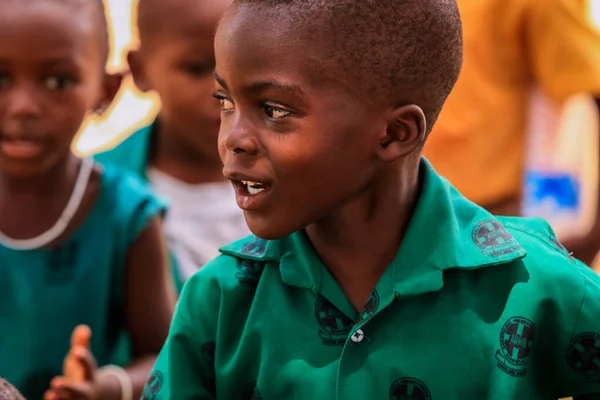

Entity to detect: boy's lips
[224,170,273,211]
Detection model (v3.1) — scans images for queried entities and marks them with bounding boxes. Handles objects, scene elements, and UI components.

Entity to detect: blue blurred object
[523,171,580,212]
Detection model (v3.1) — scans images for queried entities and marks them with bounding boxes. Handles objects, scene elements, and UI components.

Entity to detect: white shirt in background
[148,168,250,282]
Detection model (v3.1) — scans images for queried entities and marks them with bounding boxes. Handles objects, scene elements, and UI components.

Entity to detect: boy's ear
[127,49,151,93]
[376,104,427,164]
[94,72,124,116]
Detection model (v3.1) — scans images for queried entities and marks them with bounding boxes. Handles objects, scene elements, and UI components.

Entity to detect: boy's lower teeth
[247,186,265,195]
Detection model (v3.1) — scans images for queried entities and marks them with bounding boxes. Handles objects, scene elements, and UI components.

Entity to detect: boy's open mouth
[238,180,270,195]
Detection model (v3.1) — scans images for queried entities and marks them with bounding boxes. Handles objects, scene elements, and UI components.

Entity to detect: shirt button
[351,329,364,343]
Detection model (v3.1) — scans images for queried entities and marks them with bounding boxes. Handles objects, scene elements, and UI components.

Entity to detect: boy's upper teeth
[242,180,261,187]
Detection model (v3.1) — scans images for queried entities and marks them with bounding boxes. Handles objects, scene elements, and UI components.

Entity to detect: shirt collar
[220,158,527,297]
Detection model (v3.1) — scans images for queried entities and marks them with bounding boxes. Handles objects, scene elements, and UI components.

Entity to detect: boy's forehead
[216,5,341,89]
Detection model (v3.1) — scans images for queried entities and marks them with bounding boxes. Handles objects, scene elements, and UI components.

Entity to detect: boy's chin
[244,213,301,241]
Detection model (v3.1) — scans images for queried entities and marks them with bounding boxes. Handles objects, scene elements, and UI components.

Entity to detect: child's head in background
[0,0,121,179]
[129,0,233,166]
[0,378,24,400]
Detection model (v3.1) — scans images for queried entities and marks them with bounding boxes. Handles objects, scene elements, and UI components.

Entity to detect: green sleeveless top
[0,164,166,399]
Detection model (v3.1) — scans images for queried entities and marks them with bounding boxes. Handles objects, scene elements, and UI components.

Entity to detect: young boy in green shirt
[145,0,600,398]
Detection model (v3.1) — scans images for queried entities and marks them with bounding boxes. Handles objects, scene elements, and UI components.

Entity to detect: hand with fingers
[44,325,100,400]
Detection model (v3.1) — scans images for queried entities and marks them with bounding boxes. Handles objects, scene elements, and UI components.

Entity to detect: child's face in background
[0,2,116,178]
[129,0,231,158]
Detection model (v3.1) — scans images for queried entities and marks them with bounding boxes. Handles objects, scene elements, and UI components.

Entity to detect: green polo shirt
[143,159,600,400]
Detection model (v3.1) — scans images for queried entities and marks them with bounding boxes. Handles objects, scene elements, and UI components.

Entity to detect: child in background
[95,0,249,289]
[147,0,600,398]
[0,0,176,398]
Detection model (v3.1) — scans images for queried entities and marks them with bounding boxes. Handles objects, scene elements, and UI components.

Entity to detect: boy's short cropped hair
[0,378,24,400]
[233,0,463,131]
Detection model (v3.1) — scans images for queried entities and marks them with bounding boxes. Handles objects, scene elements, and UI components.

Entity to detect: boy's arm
[143,262,222,399]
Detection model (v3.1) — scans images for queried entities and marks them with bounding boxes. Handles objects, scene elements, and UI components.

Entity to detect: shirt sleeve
[559,261,600,399]
[143,266,222,399]
[526,0,600,101]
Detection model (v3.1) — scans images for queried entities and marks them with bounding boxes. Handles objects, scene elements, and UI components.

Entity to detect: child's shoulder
[498,215,599,305]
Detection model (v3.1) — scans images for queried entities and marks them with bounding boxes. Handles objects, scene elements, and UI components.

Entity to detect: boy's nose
[220,118,259,157]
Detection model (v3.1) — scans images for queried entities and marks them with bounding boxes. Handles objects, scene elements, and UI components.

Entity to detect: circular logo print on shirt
[495,317,536,377]
[141,371,164,400]
[356,290,380,324]
[200,341,216,366]
[471,219,522,257]
[244,381,263,400]
[566,332,600,380]
[241,237,268,256]
[315,294,354,346]
[389,377,432,400]
[236,259,266,285]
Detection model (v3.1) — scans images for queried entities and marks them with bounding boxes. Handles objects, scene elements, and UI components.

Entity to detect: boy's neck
[305,159,421,312]
[151,122,226,185]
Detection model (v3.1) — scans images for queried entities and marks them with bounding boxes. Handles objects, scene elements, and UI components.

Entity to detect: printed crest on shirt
[389,377,432,400]
[235,259,266,285]
[141,371,164,400]
[315,294,354,346]
[472,219,522,257]
[244,381,263,400]
[45,242,79,285]
[356,290,380,325]
[495,316,536,377]
[566,332,600,381]
[241,237,268,257]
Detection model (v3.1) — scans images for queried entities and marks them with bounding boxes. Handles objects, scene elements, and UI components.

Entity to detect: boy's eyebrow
[214,71,228,90]
[214,71,304,96]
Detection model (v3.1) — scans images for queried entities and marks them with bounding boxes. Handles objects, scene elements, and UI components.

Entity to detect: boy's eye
[264,105,290,119]
[218,97,235,111]
[44,76,75,91]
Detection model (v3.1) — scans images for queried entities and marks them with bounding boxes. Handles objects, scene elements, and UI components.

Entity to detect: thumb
[73,347,98,382]
[71,325,91,350]
[64,325,92,381]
